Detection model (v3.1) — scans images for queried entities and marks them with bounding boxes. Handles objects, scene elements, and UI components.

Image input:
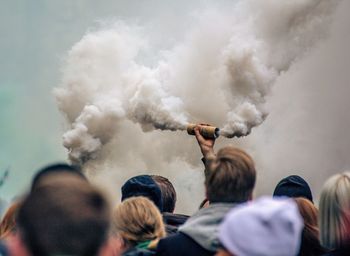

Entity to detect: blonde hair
[319,172,350,249]
[112,196,165,246]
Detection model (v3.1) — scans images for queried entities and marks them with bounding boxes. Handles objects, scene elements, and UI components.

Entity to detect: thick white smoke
[219,0,339,137]
[56,0,339,163]
[55,25,188,163]
[55,0,344,213]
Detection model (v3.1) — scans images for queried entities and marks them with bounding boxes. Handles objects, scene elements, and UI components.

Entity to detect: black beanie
[121,175,163,211]
[273,175,313,203]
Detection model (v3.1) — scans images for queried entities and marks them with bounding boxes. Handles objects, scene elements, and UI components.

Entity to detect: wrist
[202,148,215,158]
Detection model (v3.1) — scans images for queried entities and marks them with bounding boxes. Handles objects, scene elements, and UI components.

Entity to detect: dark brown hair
[151,175,177,213]
[206,147,256,203]
[31,163,85,192]
[17,175,110,256]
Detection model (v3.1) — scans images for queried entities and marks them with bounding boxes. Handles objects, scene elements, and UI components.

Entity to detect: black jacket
[322,248,350,256]
[156,232,213,256]
[123,248,156,256]
[0,241,9,256]
[163,212,189,235]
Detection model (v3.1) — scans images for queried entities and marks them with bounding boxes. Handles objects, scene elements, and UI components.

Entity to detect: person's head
[273,175,313,203]
[17,175,110,256]
[206,146,256,203]
[217,197,303,256]
[121,175,163,211]
[111,196,165,251]
[319,172,350,250]
[294,197,325,256]
[0,201,21,240]
[150,175,176,213]
[30,163,86,192]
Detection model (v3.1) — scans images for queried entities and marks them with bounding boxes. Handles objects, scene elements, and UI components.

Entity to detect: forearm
[202,152,216,180]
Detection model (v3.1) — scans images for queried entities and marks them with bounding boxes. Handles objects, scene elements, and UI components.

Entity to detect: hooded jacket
[162,212,189,235]
[156,203,236,256]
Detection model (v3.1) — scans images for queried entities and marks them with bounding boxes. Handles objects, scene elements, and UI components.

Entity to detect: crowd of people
[1,126,350,256]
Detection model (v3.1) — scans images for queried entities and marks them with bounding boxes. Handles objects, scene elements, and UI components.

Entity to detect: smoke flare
[55,0,340,165]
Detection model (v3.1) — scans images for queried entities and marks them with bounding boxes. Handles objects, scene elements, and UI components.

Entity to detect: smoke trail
[55,0,339,165]
[126,65,188,132]
[219,0,339,137]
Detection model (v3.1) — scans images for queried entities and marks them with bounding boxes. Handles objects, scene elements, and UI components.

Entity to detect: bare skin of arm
[194,125,217,180]
[194,125,216,159]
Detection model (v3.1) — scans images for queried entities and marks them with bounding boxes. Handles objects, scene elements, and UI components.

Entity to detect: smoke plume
[219,0,338,137]
[55,25,188,163]
[55,0,345,213]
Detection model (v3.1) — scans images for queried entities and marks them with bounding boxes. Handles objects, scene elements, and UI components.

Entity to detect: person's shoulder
[123,248,156,256]
[321,248,349,256]
[158,233,187,247]
[157,233,213,256]
[156,234,182,256]
[163,212,189,226]
[0,241,9,256]
[163,212,189,235]
[157,233,191,256]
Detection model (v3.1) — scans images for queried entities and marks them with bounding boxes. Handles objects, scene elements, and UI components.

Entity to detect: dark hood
[163,212,189,235]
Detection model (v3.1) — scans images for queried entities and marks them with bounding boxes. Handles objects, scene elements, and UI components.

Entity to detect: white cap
[218,197,303,256]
